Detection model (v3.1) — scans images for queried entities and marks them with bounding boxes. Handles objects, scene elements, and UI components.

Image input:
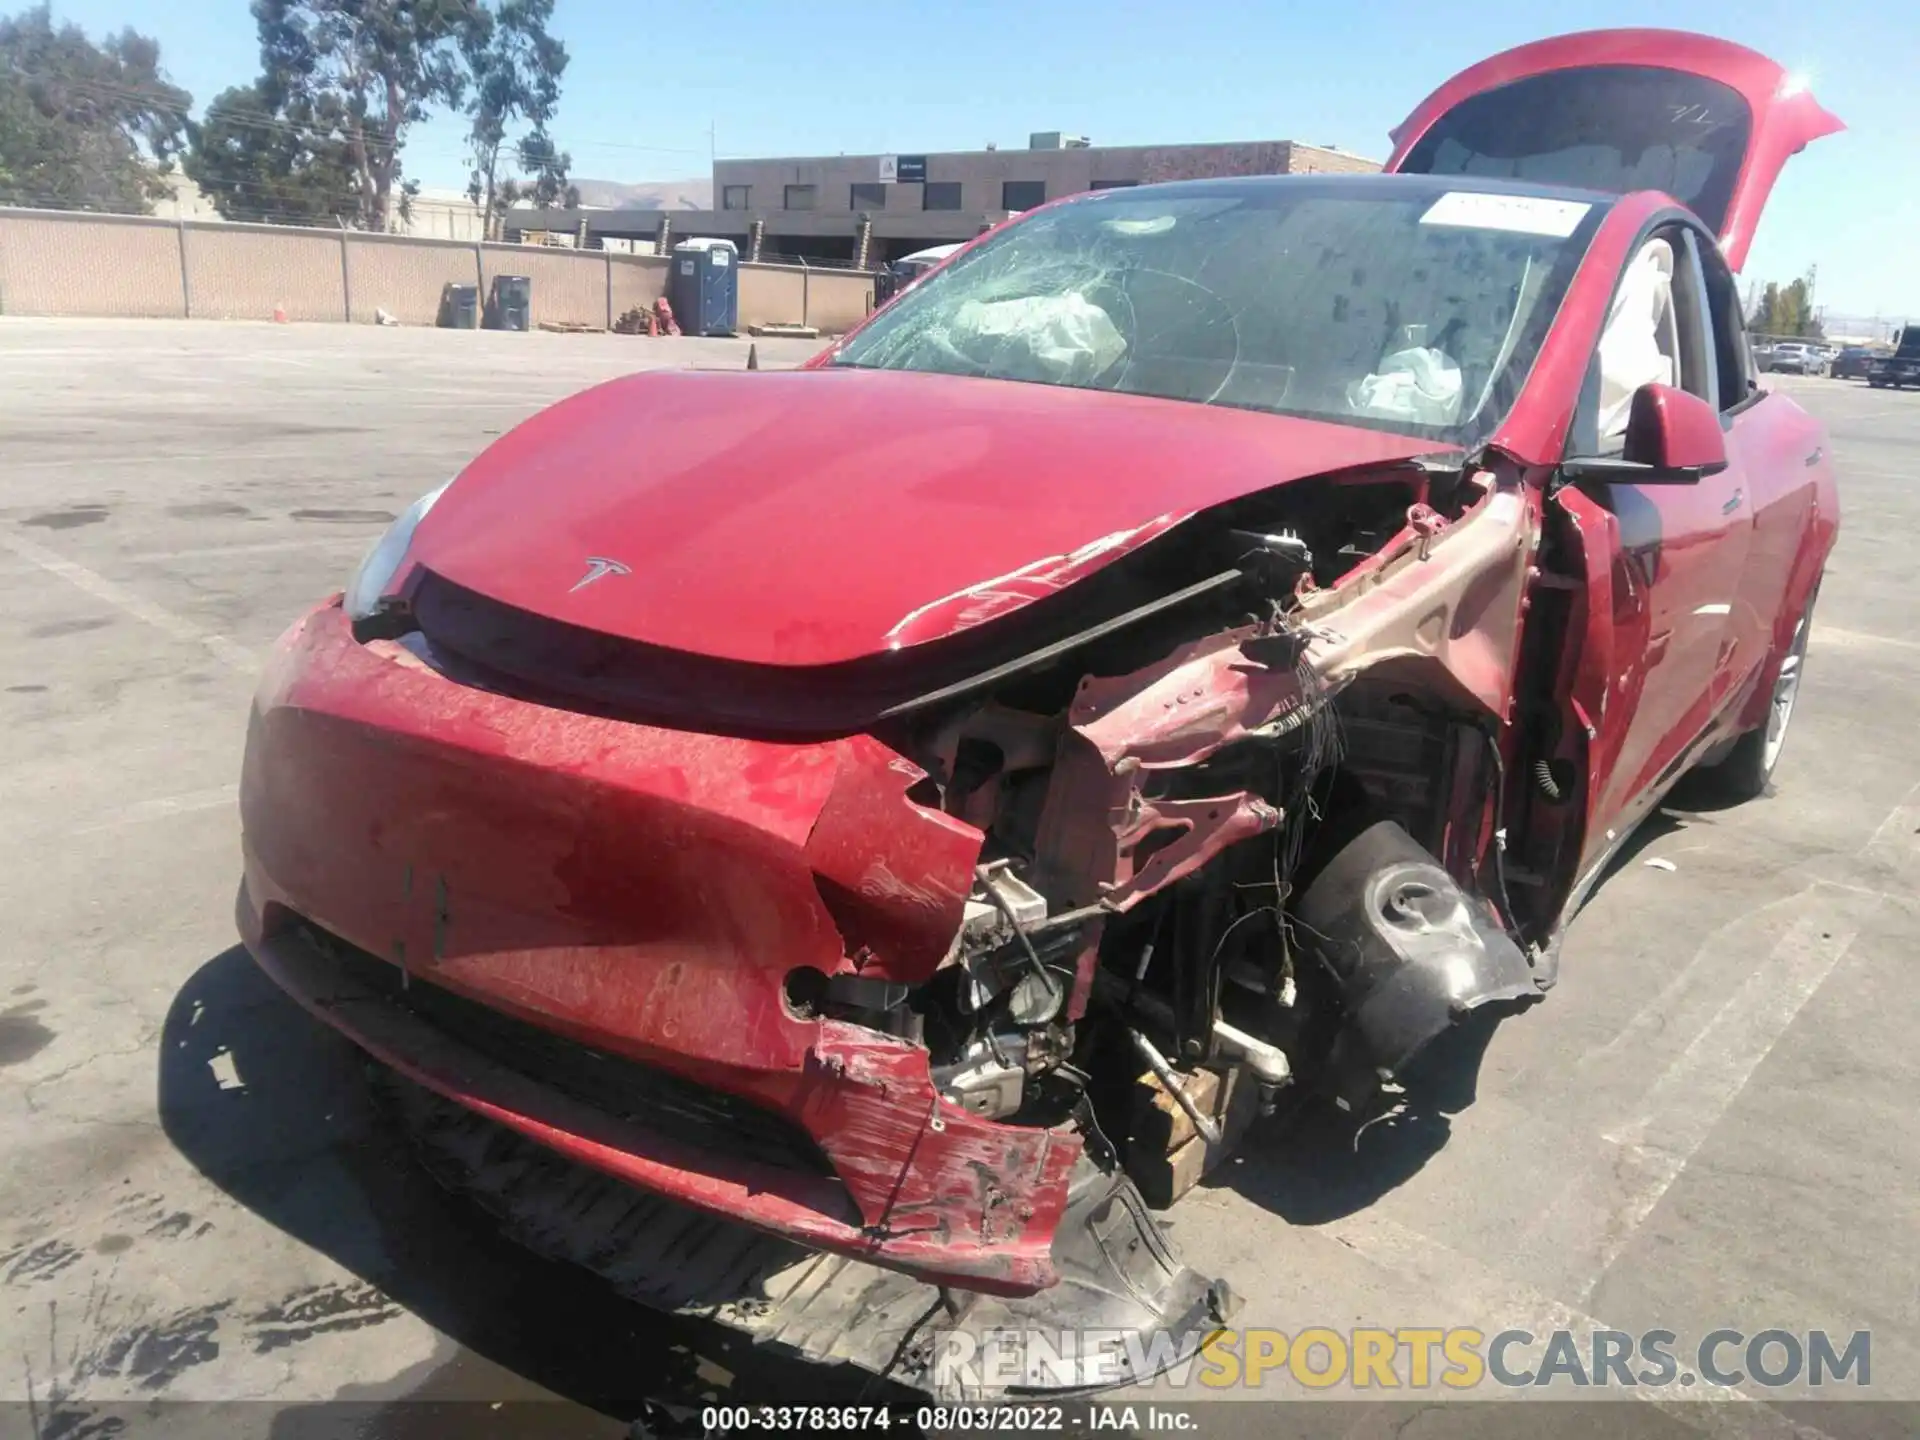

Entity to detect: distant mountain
[570,178,712,211]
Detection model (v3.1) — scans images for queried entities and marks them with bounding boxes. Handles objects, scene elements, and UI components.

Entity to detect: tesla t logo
[569,556,631,592]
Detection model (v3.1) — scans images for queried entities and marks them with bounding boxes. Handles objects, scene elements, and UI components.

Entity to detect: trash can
[438,282,479,329]
[484,274,531,331]
[669,239,739,337]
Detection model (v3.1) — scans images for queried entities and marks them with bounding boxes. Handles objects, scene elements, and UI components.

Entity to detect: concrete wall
[0,207,855,332]
[736,263,873,335]
[480,242,608,329]
[796,268,874,335]
[609,253,671,320]
[185,224,345,322]
[737,263,806,333]
[0,210,184,319]
[346,233,480,326]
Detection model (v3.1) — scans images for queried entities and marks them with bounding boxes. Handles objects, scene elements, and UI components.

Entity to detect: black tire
[1699,596,1813,802]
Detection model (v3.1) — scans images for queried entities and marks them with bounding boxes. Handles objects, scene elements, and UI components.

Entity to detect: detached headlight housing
[345,480,452,623]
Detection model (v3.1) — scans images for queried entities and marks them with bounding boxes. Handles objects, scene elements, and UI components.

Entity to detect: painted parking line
[1589,893,1874,1299]
[120,537,371,564]
[1812,626,1920,655]
[0,530,257,672]
[71,784,240,834]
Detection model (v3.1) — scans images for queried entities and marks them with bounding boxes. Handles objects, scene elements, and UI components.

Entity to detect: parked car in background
[874,242,964,307]
[1750,336,1776,371]
[1768,340,1829,376]
[1866,326,1920,388]
[1831,346,1883,380]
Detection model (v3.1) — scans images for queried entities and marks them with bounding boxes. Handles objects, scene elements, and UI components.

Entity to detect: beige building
[515,135,1379,264]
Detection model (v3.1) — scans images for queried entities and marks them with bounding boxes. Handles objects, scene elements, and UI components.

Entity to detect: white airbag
[948,294,1127,385]
[1348,346,1464,426]
[1597,238,1678,444]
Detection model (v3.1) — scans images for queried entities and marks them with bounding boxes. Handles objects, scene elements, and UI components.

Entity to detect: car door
[1692,240,1831,710]
[1552,224,1754,851]
[1385,29,1842,271]
[1387,29,1840,863]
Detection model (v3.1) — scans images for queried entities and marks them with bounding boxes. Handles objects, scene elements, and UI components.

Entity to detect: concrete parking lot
[2,319,1916,1438]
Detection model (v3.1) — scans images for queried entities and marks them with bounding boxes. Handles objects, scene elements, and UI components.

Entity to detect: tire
[1700,596,1813,802]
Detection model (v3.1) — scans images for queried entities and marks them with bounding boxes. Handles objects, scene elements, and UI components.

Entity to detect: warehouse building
[512,134,1380,264]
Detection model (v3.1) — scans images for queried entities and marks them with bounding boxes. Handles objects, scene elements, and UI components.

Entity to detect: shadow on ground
[157,946,875,1437]
[1213,800,1715,1223]
[158,806,1690,1430]
[1213,1004,1510,1223]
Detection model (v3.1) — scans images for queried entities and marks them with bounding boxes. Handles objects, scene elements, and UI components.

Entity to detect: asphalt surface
[1,319,1915,1439]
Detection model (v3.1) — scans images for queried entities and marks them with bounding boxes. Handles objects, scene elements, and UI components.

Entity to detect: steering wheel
[1093,265,1244,405]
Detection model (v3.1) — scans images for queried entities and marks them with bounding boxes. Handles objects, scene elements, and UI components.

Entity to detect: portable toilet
[670,238,739,337]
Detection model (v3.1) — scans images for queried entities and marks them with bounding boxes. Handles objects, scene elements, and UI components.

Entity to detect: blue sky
[51,0,1919,317]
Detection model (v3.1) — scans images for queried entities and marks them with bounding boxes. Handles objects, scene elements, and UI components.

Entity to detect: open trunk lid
[1386,28,1842,271]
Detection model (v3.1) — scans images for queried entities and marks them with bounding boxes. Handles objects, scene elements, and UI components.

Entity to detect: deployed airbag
[948,293,1128,385]
[1348,345,1464,425]
[1597,237,1678,444]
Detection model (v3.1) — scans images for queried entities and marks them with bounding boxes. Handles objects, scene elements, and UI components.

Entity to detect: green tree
[0,4,190,213]
[462,0,567,237]
[184,82,359,224]
[510,125,574,211]
[1747,273,1825,339]
[249,0,480,231]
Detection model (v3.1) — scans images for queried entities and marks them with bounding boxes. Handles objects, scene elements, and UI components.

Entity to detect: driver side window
[1588,227,1717,454]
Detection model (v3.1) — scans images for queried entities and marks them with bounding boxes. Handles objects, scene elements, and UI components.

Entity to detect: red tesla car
[238,30,1840,1398]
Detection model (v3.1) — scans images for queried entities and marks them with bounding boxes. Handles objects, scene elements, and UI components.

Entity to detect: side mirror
[1562,383,1730,486]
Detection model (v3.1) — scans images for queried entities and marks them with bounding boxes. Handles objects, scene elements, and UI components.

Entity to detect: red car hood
[409,368,1450,668]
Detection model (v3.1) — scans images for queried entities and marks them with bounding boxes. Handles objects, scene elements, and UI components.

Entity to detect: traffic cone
[746,343,759,371]
[272,303,288,324]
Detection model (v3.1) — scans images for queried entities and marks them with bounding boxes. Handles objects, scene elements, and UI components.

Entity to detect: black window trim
[1688,231,1769,419]
[1673,229,1719,414]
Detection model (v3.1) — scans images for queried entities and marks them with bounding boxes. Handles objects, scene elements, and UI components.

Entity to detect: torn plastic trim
[1293,818,1541,1103]
[388,1072,1235,1402]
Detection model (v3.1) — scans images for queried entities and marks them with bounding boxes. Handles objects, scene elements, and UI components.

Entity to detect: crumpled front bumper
[239,598,1078,1295]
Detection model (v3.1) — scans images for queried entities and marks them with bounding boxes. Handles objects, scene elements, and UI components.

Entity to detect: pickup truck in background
[1867,326,1920,388]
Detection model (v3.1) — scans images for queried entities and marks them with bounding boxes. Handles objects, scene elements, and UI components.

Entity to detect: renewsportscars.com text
[933,1326,1872,1392]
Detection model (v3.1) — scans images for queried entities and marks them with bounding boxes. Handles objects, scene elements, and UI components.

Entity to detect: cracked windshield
[834,183,1598,441]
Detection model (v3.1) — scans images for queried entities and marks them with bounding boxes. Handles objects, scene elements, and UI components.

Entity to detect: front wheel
[1701,599,1813,802]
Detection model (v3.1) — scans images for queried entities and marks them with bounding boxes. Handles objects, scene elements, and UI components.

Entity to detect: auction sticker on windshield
[1420,191,1592,237]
